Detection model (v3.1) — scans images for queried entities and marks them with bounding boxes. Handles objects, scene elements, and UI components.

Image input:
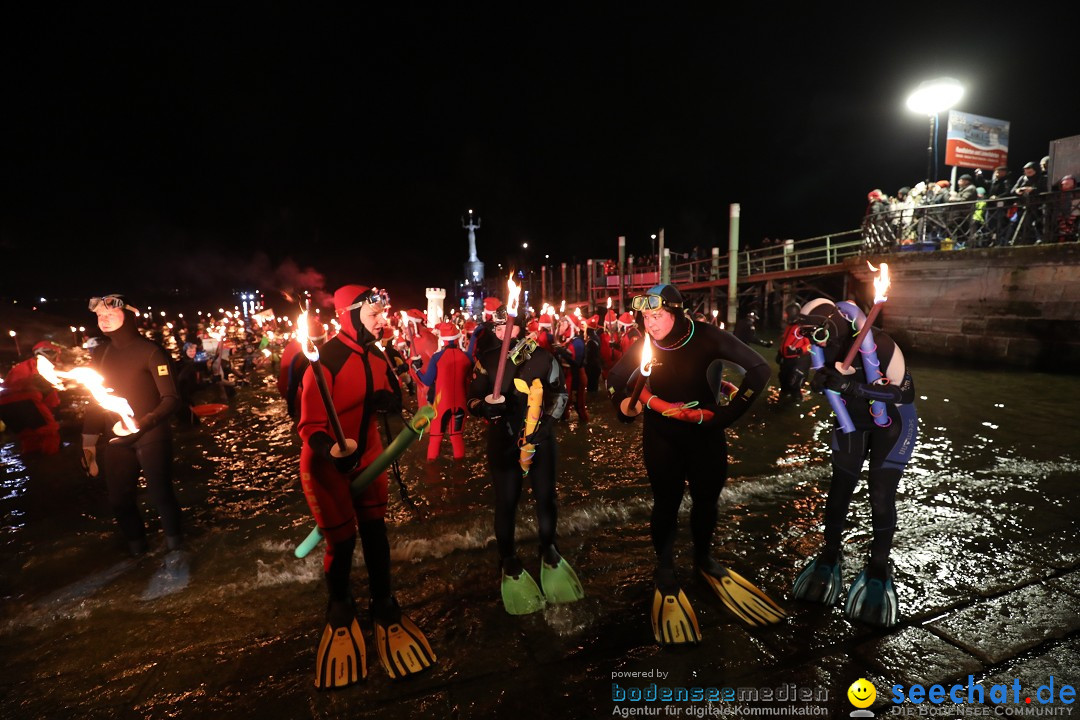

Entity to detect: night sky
[3,7,1073,311]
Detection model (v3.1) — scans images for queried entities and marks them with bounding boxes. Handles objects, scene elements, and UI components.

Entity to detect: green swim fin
[371,596,436,680]
[540,548,585,604]
[698,558,787,628]
[501,557,546,615]
[652,569,701,645]
[314,599,367,689]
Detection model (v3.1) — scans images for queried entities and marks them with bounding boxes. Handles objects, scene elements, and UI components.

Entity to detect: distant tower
[425,287,446,328]
[463,209,485,283]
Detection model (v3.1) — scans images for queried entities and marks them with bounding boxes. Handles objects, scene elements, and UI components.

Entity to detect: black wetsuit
[812,328,918,580]
[85,313,182,549]
[608,317,770,569]
[468,339,567,562]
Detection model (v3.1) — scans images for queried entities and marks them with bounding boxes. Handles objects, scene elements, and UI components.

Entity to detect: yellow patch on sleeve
[157,364,169,376]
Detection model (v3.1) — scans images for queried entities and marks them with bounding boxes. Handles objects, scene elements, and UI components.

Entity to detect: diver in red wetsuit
[297,284,434,687]
[0,341,63,455]
[417,322,472,461]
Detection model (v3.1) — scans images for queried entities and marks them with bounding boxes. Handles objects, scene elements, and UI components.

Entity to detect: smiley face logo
[847,678,876,708]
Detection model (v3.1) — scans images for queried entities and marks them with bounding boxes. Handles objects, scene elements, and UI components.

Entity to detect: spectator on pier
[1011,161,1047,245]
[948,174,979,247]
[986,166,1013,247]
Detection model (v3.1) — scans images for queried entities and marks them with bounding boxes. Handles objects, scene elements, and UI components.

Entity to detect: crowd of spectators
[862,156,1079,251]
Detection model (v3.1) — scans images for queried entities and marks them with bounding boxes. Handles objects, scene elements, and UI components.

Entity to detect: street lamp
[906,77,964,186]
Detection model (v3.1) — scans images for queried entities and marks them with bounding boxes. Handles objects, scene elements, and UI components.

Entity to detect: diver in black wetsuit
[608,284,780,642]
[467,305,580,614]
[83,294,183,556]
[790,298,918,628]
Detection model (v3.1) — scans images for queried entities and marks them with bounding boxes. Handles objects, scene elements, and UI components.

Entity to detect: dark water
[1,353,1078,718]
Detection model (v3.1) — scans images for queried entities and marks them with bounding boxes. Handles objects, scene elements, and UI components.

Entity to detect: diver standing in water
[467,303,583,615]
[82,294,183,557]
[607,285,782,645]
[790,298,918,628]
[297,285,435,688]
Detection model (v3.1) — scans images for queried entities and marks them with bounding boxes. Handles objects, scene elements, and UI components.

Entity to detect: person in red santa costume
[534,313,554,354]
[416,321,472,461]
[402,308,437,408]
[617,311,641,354]
[554,314,589,423]
[298,284,435,688]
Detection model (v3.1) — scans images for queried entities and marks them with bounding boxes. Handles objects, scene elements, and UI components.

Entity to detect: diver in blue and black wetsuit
[790,298,919,628]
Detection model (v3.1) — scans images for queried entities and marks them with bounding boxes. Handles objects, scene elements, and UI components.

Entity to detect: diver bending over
[607,285,782,645]
[791,298,918,628]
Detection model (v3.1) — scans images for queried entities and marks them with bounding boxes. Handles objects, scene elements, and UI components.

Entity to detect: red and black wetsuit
[776,323,812,396]
[608,316,769,570]
[297,288,402,604]
[84,312,182,550]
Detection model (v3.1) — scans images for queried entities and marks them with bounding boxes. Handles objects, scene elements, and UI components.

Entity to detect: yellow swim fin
[698,559,786,628]
[651,570,701,645]
[372,597,436,680]
[314,600,367,689]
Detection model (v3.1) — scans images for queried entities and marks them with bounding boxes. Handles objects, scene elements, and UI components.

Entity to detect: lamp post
[906,77,964,186]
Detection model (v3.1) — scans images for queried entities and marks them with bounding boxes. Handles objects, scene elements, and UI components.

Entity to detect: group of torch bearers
[15,262,917,690]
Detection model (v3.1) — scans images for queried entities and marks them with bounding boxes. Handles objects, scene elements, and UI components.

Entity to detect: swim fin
[371,596,436,680]
[791,554,843,606]
[314,599,367,689]
[697,558,787,628]
[843,569,899,628]
[651,570,701,645]
[501,557,546,615]
[540,547,585,604]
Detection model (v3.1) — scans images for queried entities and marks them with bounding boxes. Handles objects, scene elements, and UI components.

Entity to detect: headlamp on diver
[631,293,682,312]
[338,288,391,314]
[89,294,139,314]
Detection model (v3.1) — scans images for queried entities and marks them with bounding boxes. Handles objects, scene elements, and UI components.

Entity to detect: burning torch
[297,303,355,460]
[839,262,890,374]
[620,336,652,417]
[487,274,521,404]
[37,356,139,436]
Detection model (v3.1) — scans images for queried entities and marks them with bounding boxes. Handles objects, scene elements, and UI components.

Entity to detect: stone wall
[843,243,1080,371]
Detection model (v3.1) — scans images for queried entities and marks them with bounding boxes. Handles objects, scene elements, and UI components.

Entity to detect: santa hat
[526,319,539,333]
[406,308,426,324]
[617,312,635,328]
[482,296,501,320]
[587,314,600,330]
[538,313,552,328]
[605,309,617,324]
[464,319,477,334]
[33,340,62,356]
[437,321,460,344]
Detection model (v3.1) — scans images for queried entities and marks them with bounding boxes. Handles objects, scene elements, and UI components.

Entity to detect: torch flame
[560,300,566,313]
[640,336,653,377]
[868,261,891,304]
[606,296,612,309]
[37,356,138,433]
[296,306,320,362]
[506,274,521,318]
